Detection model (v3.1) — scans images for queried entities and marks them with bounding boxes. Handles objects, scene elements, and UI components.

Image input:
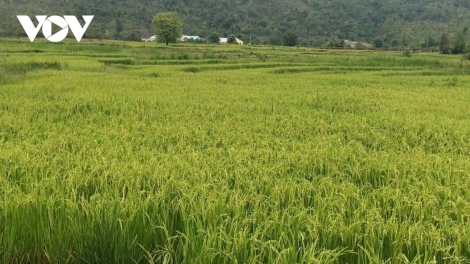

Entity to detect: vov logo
[17,15,94,42]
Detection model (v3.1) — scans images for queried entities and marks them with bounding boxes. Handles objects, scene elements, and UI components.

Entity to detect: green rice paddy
[1,38,470,263]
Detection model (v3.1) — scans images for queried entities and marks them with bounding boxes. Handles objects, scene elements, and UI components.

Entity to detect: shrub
[402,49,412,58]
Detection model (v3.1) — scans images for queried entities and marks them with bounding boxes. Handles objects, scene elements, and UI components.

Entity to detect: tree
[374,38,383,48]
[355,42,365,49]
[439,33,450,54]
[227,35,236,44]
[282,31,298,46]
[208,32,220,44]
[115,19,123,39]
[426,36,437,48]
[464,44,470,60]
[268,35,282,46]
[152,12,182,45]
[452,27,468,54]
[323,36,343,47]
[125,33,141,42]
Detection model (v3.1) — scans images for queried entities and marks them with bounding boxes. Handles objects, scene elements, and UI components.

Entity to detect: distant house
[180,35,202,42]
[219,37,243,45]
[142,35,157,42]
[344,39,373,49]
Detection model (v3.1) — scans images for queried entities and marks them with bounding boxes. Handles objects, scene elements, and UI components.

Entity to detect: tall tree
[374,38,383,48]
[208,32,220,44]
[152,12,182,45]
[282,31,298,46]
[115,19,123,39]
[426,36,437,48]
[452,27,468,54]
[439,33,450,54]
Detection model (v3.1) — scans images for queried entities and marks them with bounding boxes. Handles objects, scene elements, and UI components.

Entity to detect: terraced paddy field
[1,38,470,263]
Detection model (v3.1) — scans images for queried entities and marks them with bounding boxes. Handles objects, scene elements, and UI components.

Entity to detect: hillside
[1,0,470,46]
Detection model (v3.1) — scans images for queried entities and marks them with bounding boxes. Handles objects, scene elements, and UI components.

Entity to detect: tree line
[1,0,470,49]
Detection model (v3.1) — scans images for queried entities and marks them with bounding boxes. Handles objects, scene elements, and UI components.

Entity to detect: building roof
[182,35,201,40]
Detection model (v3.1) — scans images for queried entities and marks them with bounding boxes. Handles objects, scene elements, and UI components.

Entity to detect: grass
[1,38,470,263]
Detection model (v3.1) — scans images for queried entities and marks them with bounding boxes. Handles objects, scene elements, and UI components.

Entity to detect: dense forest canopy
[1,0,469,46]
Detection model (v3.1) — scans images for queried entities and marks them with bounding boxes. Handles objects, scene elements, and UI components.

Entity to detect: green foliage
[464,52,470,60]
[323,36,344,47]
[208,32,220,44]
[374,38,384,48]
[355,42,365,49]
[451,27,468,54]
[425,36,438,48]
[268,35,282,46]
[227,34,236,44]
[3,0,470,46]
[152,12,182,45]
[115,19,123,39]
[124,33,141,42]
[402,49,412,57]
[439,33,451,54]
[282,32,298,46]
[463,44,470,60]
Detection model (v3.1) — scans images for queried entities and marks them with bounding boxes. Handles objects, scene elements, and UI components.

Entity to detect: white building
[141,35,157,42]
[181,35,202,41]
[219,37,243,45]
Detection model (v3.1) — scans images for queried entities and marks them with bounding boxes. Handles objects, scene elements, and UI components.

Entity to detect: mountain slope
[1,0,469,45]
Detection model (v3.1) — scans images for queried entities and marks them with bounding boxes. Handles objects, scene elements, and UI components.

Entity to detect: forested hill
[1,0,469,46]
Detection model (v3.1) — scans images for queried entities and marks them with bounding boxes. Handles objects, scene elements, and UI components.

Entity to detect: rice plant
[1,38,470,263]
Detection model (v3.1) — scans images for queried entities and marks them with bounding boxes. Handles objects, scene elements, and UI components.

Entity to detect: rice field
[1,38,470,263]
